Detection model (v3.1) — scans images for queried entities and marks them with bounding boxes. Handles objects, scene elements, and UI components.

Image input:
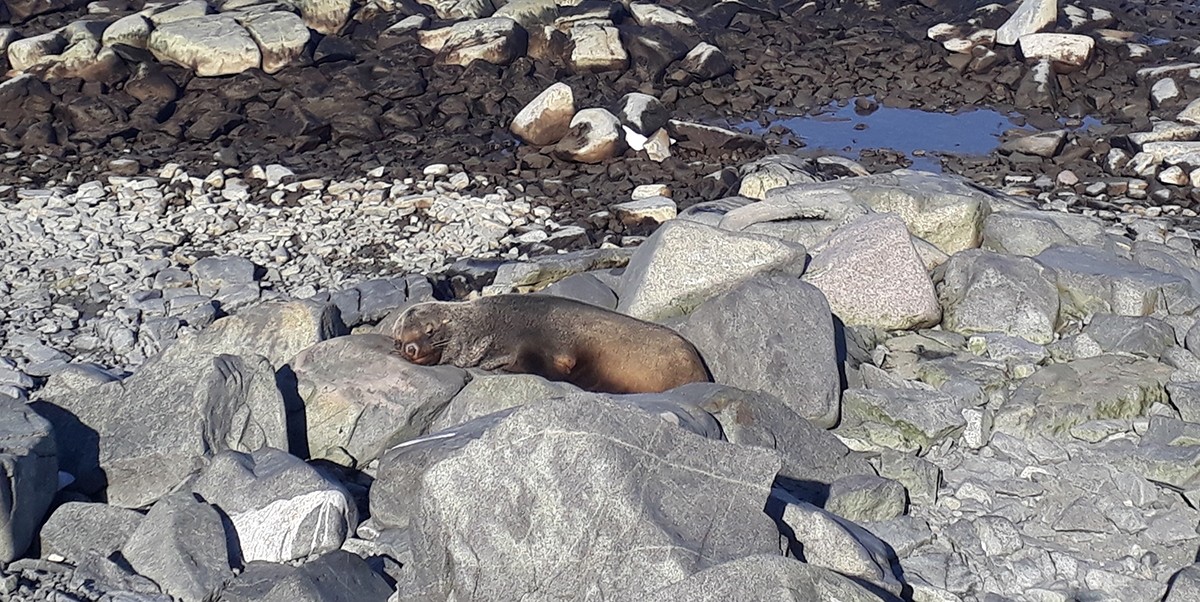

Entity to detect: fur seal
[391,294,712,394]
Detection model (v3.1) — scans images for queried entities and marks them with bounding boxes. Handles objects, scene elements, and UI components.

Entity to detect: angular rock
[938,249,1060,344]
[617,220,807,322]
[736,155,820,201]
[0,396,57,563]
[148,16,262,77]
[219,550,393,602]
[553,107,624,163]
[536,273,618,310]
[242,11,310,74]
[613,92,669,136]
[1019,33,1094,70]
[1164,563,1200,602]
[999,130,1066,157]
[32,351,287,508]
[7,31,66,72]
[189,447,356,563]
[492,0,555,28]
[122,492,231,601]
[1082,314,1176,359]
[567,24,627,73]
[825,474,908,522]
[673,275,841,428]
[678,41,731,81]
[102,14,152,49]
[428,373,582,432]
[298,0,352,34]
[612,196,677,226]
[191,256,256,296]
[995,0,1056,45]
[291,334,466,467]
[981,209,1108,256]
[431,17,526,67]
[804,213,941,331]
[510,82,574,146]
[395,396,783,599]
[994,355,1172,439]
[839,387,969,454]
[1035,245,1198,319]
[39,502,143,563]
[417,0,494,19]
[712,186,869,248]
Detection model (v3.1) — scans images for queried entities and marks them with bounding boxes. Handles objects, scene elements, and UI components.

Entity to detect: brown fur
[391,294,712,394]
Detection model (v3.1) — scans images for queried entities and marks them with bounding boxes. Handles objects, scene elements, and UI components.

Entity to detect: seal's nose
[404,342,420,359]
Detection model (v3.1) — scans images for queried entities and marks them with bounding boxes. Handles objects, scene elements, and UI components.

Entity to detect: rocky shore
[5,0,1200,600]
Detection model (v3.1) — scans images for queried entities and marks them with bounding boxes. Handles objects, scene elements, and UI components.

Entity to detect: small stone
[1018,33,1094,69]
[1159,165,1189,186]
[611,197,677,226]
[1153,78,1181,108]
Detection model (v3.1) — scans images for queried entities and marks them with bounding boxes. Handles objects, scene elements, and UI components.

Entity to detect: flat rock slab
[804,212,941,330]
[839,387,970,454]
[39,501,143,563]
[291,334,466,467]
[1035,245,1198,319]
[148,16,262,77]
[396,395,783,600]
[673,274,841,428]
[617,220,808,322]
[189,447,356,563]
[995,355,1172,439]
[0,396,57,563]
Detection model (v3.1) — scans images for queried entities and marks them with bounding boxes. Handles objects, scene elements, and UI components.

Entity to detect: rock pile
[4,162,1200,601]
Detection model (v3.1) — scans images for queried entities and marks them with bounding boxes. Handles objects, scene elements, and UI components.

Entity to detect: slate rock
[122,492,231,602]
[32,351,287,508]
[190,256,257,296]
[395,395,783,600]
[1035,245,1198,319]
[291,334,466,467]
[804,212,941,331]
[825,474,908,522]
[839,387,969,454]
[1082,313,1176,359]
[189,447,356,563]
[938,249,1060,344]
[535,272,618,309]
[618,220,807,322]
[218,550,392,602]
[673,274,841,428]
[641,554,884,602]
[0,396,57,563]
[39,502,144,562]
[428,372,582,432]
[771,491,903,596]
[995,355,1172,439]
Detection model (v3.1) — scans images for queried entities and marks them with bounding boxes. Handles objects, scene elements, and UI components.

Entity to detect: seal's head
[394,302,453,366]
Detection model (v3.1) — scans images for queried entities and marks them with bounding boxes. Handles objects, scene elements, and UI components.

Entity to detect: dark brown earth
[3,0,1200,232]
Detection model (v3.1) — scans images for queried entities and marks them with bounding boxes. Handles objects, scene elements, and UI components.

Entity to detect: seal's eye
[404,342,420,358]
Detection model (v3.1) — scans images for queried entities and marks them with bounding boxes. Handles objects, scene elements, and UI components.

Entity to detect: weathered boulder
[1035,245,1198,319]
[148,16,262,77]
[242,11,310,74]
[510,82,574,146]
[618,220,807,322]
[553,107,624,163]
[291,334,466,467]
[39,502,143,563]
[536,272,618,309]
[673,275,841,428]
[426,17,527,67]
[0,396,57,563]
[839,387,970,454]
[641,554,885,602]
[393,396,783,599]
[1082,314,1176,359]
[995,0,1056,45]
[938,249,1060,344]
[566,24,627,73]
[428,372,582,432]
[981,209,1109,256]
[219,550,393,602]
[804,213,941,331]
[122,492,232,601]
[188,447,356,563]
[298,0,352,34]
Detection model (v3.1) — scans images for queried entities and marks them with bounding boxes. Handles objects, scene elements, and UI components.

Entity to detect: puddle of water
[734,99,1100,172]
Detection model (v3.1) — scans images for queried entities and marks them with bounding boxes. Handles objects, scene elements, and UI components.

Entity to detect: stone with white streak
[189,447,356,563]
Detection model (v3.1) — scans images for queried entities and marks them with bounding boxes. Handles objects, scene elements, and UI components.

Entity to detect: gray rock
[613,92,669,136]
[804,212,941,331]
[678,41,732,81]
[487,246,635,292]
[188,447,356,563]
[191,256,257,296]
[535,272,618,309]
[394,396,783,600]
[73,550,165,597]
[641,554,883,602]
[1035,245,1198,319]
[1168,380,1200,423]
[218,550,392,602]
[32,351,287,508]
[771,491,902,596]
[428,372,581,432]
[875,450,941,506]
[712,186,869,248]
[981,209,1108,256]
[291,334,466,467]
[164,299,346,370]
[995,0,1056,45]
[938,249,1060,344]
[995,355,1172,439]
[735,155,820,201]
[999,130,1066,157]
[241,11,309,74]
[973,515,1023,557]
[1164,563,1200,602]
[1082,314,1176,359]
[356,274,433,325]
[214,283,262,313]
[617,220,807,322]
[673,274,841,428]
[839,387,969,454]
[825,474,907,522]
[0,396,57,563]
[39,502,143,562]
[122,492,231,602]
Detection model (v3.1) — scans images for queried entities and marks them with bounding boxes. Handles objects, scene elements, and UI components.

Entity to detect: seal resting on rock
[391,294,712,394]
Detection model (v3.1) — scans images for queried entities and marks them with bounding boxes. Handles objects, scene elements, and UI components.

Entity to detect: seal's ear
[553,354,576,375]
